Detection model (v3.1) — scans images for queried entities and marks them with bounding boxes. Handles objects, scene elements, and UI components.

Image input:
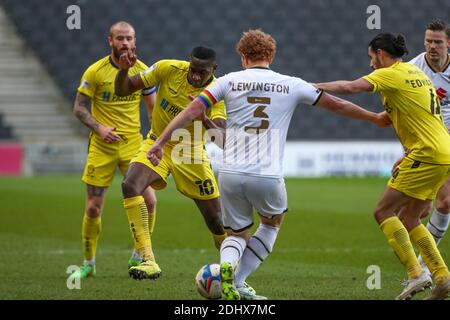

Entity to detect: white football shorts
[218,171,288,232]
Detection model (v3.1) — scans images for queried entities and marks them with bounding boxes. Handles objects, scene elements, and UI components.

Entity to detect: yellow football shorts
[131,138,220,200]
[388,156,450,200]
[82,132,142,187]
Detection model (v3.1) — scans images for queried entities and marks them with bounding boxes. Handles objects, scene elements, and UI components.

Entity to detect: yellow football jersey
[139,59,226,149]
[364,61,450,164]
[77,56,155,135]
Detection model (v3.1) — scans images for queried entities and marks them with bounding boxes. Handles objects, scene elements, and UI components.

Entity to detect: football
[195,263,221,299]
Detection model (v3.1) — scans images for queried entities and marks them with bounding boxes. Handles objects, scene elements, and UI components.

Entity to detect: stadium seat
[0,113,15,140]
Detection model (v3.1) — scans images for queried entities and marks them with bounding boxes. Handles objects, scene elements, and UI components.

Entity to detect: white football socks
[235,224,279,288]
[220,235,247,269]
[426,209,450,245]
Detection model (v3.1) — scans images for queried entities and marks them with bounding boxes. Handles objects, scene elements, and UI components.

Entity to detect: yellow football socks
[212,233,227,250]
[148,211,156,236]
[82,214,101,262]
[133,210,156,252]
[380,216,422,279]
[124,196,155,262]
[409,224,450,284]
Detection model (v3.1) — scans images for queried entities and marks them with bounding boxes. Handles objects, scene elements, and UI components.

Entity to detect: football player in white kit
[147,29,390,300]
[408,19,450,280]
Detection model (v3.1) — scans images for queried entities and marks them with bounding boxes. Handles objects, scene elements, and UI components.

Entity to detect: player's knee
[260,214,283,228]
[205,215,222,228]
[204,215,224,234]
[226,229,251,241]
[373,207,387,225]
[436,201,450,214]
[121,178,140,198]
[86,204,102,218]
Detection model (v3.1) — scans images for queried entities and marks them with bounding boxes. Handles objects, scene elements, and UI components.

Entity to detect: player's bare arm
[187,94,226,148]
[115,48,145,96]
[144,92,156,122]
[316,78,374,94]
[73,92,97,130]
[147,98,206,165]
[316,92,391,127]
[73,92,121,143]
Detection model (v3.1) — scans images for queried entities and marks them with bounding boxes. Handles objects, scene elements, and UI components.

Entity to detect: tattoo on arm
[74,93,100,131]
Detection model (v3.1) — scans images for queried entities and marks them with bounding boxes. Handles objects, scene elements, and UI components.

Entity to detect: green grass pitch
[0,175,447,300]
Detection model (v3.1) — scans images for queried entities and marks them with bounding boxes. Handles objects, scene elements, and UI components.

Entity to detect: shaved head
[108,21,136,61]
[109,21,135,37]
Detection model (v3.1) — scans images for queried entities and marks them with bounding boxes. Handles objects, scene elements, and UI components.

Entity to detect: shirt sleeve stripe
[312,89,323,106]
[142,86,156,95]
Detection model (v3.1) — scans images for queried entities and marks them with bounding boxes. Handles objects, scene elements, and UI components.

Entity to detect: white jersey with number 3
[205,67,322,178]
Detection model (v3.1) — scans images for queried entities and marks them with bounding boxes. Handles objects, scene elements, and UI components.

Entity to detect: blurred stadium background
[1,0,449,175]
[0,0,449,300]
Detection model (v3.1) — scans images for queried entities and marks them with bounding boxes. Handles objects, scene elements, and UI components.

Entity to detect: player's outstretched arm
[144,92,156,123]
[147,98,207,165]
[316,78,374,94]
[114,49,145,96]
[73,92,121,143]
[316,92,391,128]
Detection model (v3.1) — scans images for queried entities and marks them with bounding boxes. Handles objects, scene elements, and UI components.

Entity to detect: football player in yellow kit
[73,21,157,278]
[115,46,227,280]
[318,32,450,300]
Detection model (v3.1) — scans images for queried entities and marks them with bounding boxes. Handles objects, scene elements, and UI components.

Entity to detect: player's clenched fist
[118,47,137,70]
[374,111,392,128]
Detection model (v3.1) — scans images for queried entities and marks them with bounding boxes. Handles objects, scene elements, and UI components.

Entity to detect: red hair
[236,29,276,62]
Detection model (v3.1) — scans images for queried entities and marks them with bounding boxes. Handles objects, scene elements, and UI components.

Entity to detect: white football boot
[396,271,432,300]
